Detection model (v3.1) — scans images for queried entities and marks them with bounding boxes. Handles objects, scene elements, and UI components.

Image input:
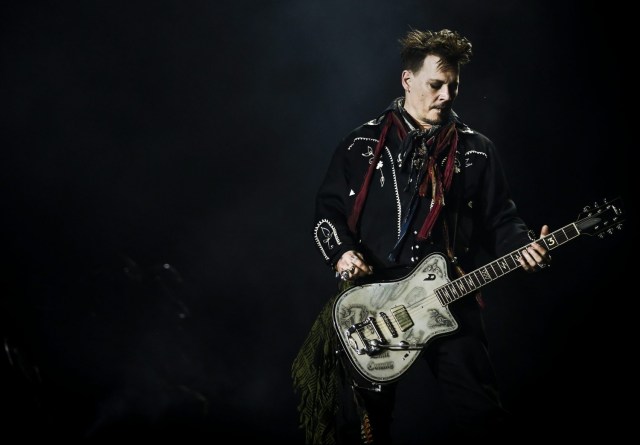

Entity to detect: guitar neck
[435,223,580,306]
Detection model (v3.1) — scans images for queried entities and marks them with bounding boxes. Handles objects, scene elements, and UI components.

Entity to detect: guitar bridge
[379,311,398,338]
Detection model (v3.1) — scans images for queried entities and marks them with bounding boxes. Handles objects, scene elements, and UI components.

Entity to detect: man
[292,28,551,444]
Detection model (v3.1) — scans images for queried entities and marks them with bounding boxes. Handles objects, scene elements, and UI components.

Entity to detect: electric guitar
[332,197,625,386]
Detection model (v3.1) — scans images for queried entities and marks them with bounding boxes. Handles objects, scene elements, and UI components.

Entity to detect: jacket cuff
[313,218,356,268]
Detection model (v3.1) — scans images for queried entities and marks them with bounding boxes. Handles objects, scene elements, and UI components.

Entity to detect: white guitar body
[333,253,459,385]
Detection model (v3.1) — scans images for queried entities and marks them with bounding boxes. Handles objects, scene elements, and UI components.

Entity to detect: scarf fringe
[417,122,458,240]
[291,294,343,445]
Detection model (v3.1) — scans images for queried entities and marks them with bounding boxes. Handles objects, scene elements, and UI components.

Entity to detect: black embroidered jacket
[313,98,532,278]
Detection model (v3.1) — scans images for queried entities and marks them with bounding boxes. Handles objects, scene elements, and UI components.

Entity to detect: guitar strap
[444,146,485,308]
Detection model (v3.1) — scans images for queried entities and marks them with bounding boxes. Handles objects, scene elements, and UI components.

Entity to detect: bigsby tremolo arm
[344,316,423,355]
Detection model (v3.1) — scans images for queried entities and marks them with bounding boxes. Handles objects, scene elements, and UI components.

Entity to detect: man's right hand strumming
[335,250,374,281]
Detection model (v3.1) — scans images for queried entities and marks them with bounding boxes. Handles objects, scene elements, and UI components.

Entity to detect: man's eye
[430,83,441,89]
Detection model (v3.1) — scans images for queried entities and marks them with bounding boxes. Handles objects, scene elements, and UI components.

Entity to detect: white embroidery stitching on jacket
[385,148,402,239]
[313,219,342,261]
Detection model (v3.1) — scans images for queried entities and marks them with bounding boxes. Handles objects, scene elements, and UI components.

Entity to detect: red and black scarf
[347,110,459,252]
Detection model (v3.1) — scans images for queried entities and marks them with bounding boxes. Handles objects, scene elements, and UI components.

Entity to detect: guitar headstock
[575,197,625,237]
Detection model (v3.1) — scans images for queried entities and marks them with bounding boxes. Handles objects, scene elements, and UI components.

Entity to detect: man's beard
[425,108,452,126]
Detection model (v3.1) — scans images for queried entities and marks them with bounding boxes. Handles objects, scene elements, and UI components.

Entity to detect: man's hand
[519,225,553,273]
[335,250,373,281]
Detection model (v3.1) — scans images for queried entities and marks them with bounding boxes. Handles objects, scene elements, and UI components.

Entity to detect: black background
[1,0,634,442]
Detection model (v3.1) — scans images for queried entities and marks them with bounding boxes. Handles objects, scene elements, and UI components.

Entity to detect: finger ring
[340,270,350,281]
[538,263,546,269]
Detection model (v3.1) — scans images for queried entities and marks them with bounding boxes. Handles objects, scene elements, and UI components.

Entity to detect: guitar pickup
[390,305,414,331]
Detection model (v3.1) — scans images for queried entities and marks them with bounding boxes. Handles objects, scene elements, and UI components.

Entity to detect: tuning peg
[598,233,604,239]
[617,223,624,230]
[583,206,591,212]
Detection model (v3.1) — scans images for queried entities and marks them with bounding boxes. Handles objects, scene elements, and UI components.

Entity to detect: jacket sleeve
[477,139,533,257]
[312,135,360,269]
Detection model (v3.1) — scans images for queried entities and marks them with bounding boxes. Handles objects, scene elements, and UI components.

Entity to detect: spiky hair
[399,28,473,72]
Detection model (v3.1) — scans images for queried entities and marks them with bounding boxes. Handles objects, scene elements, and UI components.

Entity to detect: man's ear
[401,70,412,93]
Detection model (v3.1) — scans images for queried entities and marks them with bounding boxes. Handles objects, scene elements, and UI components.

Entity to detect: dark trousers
[336,299,510,444]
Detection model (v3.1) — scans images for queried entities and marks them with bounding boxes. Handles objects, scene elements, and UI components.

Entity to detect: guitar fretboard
[435,223,580,306]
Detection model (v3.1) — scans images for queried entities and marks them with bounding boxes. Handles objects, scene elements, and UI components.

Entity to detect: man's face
[402,54,459,128]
